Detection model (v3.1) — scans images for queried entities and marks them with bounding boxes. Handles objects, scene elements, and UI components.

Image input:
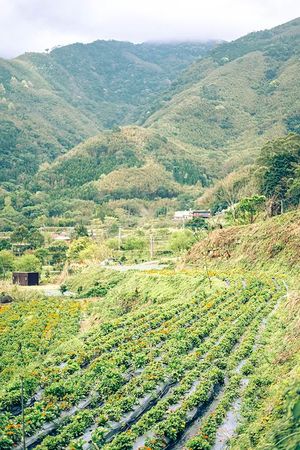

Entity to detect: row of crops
[0,274,285,449]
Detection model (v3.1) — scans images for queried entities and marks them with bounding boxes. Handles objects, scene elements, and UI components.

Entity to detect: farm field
[0,269,292,450]
[1,13,300,450]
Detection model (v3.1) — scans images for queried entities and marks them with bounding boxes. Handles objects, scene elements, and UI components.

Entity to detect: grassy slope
[185,210,300,449]
[186,209,300,278]
[0,212,299,448]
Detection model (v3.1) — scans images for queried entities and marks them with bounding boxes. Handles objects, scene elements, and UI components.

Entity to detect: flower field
[0,273,286,450]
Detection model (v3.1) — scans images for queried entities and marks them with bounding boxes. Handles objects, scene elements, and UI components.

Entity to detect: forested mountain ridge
[0,18,300,230]
[160,17,300,95]
[30,20,300,210]
[145,18,300,162]
[34,126,220,192]
[1,18,299,189]
[0,40,215,183]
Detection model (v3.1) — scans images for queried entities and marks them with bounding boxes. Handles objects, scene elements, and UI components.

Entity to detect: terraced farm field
[0,272,288,449]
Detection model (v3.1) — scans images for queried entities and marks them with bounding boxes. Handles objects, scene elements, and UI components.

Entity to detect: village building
[51,232,71,242]
[173,209,211,221]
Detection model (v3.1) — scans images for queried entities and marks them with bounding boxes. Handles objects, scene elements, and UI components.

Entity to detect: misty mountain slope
[23,18,300,220]
[1,18,300,212]
[156,17,300,97]
[0,40,214,183]
[144,18,300,162]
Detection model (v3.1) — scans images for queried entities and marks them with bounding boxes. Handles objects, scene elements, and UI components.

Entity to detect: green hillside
[0,19,299,231]
[34,126,220,193]
[0,212,299,449]
[2,125,224,228]
[0,41,214,183]
[1,19,299,199]
[144,18,300,164]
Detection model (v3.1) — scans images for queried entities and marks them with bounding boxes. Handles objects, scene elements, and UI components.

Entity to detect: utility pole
[118,227,122,251]
[280,199,284,215]
[204,259,212,289]
[21,376,26,450]
[204,219,212,289]
[19,343,26,450]
[150,234,154,260]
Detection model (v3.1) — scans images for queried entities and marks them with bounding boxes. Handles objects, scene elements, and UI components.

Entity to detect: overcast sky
[1,0,299,58]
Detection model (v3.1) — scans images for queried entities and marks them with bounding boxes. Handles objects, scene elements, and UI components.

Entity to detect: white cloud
[1,0,299,57]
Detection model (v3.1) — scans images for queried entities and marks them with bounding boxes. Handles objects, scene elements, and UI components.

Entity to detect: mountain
[1,19,300,229]
[144,18,300,163]
[25,126,218,225]
[0,40,215,183]
[35,20,300,197]
[34,126,221,192]
[0,123,225,229]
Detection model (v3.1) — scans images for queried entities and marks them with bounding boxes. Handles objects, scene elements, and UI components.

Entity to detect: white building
[173,210,193,221]
[173,210,211,221]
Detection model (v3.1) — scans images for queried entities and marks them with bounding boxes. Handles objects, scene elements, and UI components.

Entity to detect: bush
[168,230,196,253]
[14,254,42,272]
[121,236,147,251]
[0,250,14,277]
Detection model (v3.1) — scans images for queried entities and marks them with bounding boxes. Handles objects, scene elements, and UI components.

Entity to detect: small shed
[12,272,40,286]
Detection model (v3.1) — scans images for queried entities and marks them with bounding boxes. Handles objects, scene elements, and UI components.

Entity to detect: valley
[0,16,299,450]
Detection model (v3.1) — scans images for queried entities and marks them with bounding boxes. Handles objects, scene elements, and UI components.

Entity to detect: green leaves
[258,134,300,204]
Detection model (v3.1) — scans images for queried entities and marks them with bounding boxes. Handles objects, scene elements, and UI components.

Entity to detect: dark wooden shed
[12,272,40,286]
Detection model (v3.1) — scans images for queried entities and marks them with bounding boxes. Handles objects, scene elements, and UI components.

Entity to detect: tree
[47,242,68,267]
[10,225,44,249]
[185,217,208,231]
[10,225,29,243]
[35,248,50,265]
[14,254,42,272]
[0,250,14,277]
[287,165,300,204]
[28,229,45,249]
[228,195,266,224]
[60,284,67,294]
[73,223,89,239]
[121,236,147,251]
[169,230,196,253]
[67,237,91,261]
[0,239,11,251]
[257,134,300,204]
[76,243,111,263]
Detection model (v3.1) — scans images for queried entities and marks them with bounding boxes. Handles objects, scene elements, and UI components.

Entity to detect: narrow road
[101,260,167,272]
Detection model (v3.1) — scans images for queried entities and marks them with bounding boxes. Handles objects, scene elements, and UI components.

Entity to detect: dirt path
[101,260,167,272]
